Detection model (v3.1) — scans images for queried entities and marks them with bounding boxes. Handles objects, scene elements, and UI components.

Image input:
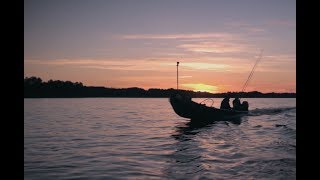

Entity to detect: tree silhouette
[24,76,296,98]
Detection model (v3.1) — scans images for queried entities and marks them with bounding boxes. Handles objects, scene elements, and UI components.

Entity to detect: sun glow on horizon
[182,83,219,93]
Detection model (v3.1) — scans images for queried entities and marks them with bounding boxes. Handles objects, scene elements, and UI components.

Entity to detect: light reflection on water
[25,98,295,179]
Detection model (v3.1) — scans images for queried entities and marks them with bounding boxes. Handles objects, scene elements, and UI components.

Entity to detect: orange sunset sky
[24,0,295,93]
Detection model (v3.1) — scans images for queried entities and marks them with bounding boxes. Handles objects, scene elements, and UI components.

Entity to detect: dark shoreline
[24,97,296,99]
[24,76,296,98]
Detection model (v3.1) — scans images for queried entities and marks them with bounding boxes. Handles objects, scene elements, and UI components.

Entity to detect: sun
[182,83,219,93]
[196,89,208,92]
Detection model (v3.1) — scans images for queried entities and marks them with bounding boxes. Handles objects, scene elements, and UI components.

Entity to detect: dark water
[24,98,296,179]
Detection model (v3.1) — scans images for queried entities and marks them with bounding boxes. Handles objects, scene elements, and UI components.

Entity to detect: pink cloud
[121,33,235,40]
[178,42,252,53]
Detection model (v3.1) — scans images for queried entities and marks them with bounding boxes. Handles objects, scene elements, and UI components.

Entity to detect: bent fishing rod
[239,49,264,100]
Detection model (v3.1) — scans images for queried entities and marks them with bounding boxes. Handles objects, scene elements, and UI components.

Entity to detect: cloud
[25,58,175,71]
[25,59,132,68]
[120,32,258,54]
[182,62,231,71]
[247,28,266,33]
[121,33,235,40]
[25,51,295,76]
[224,21,266,33]
[263,54,296,62]
[180,75,192,78]
[178,42,252,53]
[267,20,296,27]
[24,56,257,74]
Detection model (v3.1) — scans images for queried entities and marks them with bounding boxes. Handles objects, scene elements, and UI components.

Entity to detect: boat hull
[169,93,248,123]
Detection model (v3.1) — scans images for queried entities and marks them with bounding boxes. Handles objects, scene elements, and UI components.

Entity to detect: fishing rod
[177,61,179,90]
[240,49,264,99]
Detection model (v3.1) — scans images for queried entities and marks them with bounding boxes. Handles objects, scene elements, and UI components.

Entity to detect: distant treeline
[24,76,296,98]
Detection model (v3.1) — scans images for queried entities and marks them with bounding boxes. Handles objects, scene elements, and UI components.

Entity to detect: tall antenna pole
[177,62,179,90]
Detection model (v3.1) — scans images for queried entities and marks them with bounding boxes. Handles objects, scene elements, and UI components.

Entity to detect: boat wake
[248,107,296,116]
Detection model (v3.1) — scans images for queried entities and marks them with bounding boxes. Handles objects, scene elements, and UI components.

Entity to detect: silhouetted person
[241,101,249,111]
[232,97,241,110]
[220,97,231,110]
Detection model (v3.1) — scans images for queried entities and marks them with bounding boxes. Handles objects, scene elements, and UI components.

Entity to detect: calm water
[24,98,296,179]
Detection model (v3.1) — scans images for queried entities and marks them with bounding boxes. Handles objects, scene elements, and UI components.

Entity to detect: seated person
[220,97,231,110]
[232,97,241,110]
[241,101,249,111]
